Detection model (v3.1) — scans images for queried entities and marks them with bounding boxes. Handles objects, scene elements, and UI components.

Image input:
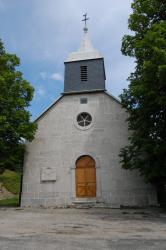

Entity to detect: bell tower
[64,14,106,94]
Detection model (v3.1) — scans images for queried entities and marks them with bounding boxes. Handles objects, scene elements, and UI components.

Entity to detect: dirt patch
[0,183,15,200]
[0,208,166,250]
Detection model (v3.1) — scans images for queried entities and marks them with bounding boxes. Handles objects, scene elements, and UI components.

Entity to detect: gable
[35,95,63,123]
[34,91,122,123]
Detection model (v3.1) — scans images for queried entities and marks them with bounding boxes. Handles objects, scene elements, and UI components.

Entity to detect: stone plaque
[41,167,56,181]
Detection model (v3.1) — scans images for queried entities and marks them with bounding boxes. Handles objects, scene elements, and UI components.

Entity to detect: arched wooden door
[76,155,96,198]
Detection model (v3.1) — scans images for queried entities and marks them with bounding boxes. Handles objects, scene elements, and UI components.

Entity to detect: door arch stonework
[75,155,96,198]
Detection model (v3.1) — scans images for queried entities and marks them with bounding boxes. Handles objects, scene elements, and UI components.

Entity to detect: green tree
[0,39,37,173]
[119,0,166,189]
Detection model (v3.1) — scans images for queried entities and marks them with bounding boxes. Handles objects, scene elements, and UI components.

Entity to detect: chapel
[21,16,157,207]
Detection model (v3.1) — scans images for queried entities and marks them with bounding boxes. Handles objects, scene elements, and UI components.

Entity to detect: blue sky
[0,0,134,120]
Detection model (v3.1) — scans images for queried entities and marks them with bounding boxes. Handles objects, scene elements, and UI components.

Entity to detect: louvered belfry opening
[80,65,87,81]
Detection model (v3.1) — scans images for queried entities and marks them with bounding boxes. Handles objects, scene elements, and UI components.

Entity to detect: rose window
[77,112,92,127]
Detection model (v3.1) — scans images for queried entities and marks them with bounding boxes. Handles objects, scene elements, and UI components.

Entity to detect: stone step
[73,198,96,203]
[72,198,97,208]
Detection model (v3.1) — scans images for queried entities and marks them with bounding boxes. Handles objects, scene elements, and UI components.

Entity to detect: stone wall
[21,92,157,207]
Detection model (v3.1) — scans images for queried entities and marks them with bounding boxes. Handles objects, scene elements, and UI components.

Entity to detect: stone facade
[21,92,157,207]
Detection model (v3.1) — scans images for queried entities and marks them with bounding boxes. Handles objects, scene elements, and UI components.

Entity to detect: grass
[0,170,21,207]
[0,169,21,194]
[0,196,19,207]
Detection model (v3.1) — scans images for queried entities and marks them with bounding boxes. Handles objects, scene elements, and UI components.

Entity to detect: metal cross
[82,13,89,28]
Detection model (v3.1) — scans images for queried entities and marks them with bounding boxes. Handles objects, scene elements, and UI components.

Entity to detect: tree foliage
[0,39,37,173]
[119,0,166,182]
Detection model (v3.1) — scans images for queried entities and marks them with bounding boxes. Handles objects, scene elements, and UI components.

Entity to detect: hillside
[0,170,21,206]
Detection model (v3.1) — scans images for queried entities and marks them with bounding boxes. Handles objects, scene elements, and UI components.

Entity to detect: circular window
[77,112,92,127]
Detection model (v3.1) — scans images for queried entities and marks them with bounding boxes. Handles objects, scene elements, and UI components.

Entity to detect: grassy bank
[0,170,21,206]
[0,196,19,206]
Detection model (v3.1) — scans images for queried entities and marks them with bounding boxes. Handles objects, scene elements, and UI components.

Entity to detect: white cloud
[40,71,63,82]
[36,86,46,97]
[50,72,63,81]
[40,72,47,80]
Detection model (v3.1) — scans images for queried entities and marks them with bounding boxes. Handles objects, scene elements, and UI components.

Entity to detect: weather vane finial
[82,13,89,33]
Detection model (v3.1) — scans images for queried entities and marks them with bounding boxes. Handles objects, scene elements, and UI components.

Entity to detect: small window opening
[80,97,88,104]
[80,66,87,81]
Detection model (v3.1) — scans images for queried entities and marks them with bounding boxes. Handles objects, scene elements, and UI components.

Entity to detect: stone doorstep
[73,198,97,204]
[72,198,98,208]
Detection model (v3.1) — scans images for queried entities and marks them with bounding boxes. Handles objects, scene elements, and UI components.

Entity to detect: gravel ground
[0,207,166,250]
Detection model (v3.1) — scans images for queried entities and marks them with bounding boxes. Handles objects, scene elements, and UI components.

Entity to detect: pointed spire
[65,14,102,62]
[78,28,94,52]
